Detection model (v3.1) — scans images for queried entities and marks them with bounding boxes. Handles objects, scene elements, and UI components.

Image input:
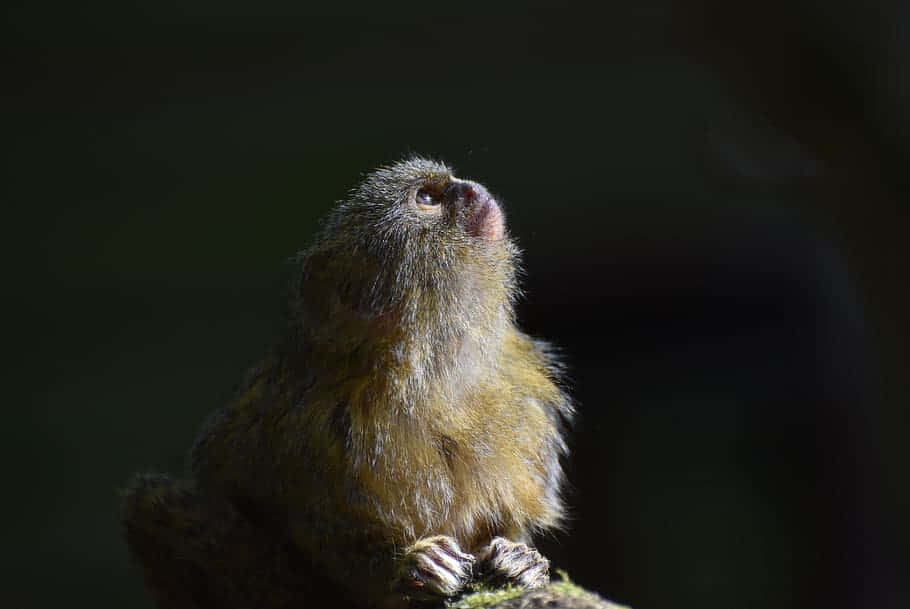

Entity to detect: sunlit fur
[124,158,574,609]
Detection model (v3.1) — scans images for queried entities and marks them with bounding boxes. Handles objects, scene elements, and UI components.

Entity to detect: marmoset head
[290,158,521,373]
[348,157,506,243]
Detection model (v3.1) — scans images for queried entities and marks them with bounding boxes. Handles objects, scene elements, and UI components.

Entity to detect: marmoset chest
[334,392,558,550]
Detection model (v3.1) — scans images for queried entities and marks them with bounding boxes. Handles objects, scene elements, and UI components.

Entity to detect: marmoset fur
[122,158,574,609]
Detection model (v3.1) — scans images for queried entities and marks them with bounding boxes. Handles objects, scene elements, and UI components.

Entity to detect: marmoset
[122,158,574,609]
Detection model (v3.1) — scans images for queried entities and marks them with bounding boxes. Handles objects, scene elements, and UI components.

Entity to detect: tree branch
[446,578,629,609]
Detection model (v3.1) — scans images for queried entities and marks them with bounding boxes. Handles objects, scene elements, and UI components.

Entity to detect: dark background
[10,2,908,608]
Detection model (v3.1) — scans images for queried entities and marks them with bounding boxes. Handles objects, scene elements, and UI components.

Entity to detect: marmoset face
[406,172,505,242]
[348,158,506,247]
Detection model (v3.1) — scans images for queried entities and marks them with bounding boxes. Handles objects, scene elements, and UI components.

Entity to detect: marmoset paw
[393,535,475,599]
[475,537,550,590]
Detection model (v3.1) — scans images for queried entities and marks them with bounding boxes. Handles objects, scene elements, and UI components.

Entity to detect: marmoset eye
[416,188,439,207]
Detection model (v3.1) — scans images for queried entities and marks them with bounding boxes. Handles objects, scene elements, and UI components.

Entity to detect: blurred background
[9,1,908,608]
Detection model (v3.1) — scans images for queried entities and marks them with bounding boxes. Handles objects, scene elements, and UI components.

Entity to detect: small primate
[122,158,574,609]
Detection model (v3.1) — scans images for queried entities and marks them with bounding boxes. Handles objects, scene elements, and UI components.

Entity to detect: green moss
[444,574,631,609]
[446,585,526,609]
[549,581,600,600]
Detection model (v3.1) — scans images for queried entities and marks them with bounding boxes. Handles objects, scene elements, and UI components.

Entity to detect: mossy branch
[445,574,629,609]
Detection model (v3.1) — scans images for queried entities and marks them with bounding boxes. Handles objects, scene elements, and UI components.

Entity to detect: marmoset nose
[444,182,476,210]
